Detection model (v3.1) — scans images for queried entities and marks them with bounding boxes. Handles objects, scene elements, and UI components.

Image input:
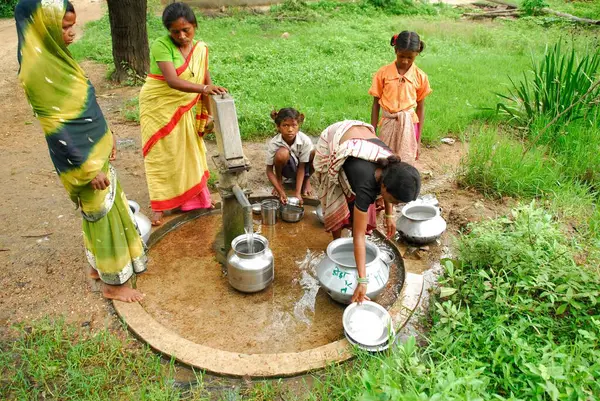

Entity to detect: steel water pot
[316,238,389,304]
[227,234,274,293]
[128,200,151,244]
[396,201,446,244]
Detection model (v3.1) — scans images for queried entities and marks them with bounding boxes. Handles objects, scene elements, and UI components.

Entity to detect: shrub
[520,0,549,16]
[0,0,18,18]
[496,42,600,128]
[310,204,600,400]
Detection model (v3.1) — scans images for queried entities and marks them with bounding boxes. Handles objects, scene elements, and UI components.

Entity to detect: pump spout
[232,184,253,231]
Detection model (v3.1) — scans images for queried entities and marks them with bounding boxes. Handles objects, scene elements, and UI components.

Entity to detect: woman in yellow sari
[140,2,227,225]
[16,0,146,302]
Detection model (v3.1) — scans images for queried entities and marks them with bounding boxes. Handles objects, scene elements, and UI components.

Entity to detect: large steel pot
[316,238,389,304]
[315,204,324,224]
[396,202,446,244]
[128,200,151,244]
[227,234,274,293]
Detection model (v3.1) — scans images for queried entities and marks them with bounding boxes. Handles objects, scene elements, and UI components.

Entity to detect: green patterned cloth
[16,0,146,284]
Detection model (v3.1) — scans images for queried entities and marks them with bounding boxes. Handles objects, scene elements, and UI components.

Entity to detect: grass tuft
[0,318,208,400]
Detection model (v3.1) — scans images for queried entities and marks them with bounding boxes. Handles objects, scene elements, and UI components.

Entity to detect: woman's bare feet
[151,211,163,226]
[302,181,314,197]
[102,284,145,303]
[88,266,100,280]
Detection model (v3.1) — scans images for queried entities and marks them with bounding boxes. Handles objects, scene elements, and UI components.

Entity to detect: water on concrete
[138,205,404,354]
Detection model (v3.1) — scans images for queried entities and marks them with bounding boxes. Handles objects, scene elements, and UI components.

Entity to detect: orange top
[369,62,432,123]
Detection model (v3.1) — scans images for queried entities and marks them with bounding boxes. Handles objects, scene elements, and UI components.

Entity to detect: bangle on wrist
[384,214,395,219]
[357,277,369,285]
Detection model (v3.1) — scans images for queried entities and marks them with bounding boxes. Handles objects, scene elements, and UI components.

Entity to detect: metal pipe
[232,184,253,231]
[232,184,251,208]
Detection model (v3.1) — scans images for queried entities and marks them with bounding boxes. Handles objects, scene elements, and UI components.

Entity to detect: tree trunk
[541,8,600,25]
[106,0,149,83]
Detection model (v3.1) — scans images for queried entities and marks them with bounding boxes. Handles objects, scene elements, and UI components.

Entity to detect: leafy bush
[442,203,600,399]
[496,43,600,128]
[521,0,549,15]
[361,0,440,16]
[0,0,18,18]
[309,204,600,400]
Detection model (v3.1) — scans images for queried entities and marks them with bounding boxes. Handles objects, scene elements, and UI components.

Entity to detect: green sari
[16,0,146,285]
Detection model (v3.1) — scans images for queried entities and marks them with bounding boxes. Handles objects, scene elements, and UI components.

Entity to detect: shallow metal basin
[280,204,304,223]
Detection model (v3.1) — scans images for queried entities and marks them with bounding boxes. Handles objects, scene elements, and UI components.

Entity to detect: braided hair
[376,155,421,202]
[390,31,425,53]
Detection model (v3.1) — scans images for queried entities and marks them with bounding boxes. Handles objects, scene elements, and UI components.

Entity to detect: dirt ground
[0,0,504,339]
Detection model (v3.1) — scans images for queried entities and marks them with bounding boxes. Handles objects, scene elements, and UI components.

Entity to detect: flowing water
[137,206,404,354]
[244,225,254,254]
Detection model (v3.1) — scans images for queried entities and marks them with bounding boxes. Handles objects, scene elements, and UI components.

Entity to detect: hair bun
[376,157,389,167]
[387,155,401,164]
[270,110,278,121]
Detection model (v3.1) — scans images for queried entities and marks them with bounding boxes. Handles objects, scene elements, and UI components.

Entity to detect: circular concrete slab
[114,204,424,377]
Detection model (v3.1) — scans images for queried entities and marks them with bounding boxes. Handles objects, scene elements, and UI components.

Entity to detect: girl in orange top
[369,31,432,164]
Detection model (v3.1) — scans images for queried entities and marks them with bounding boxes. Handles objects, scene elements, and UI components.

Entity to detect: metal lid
[342,301,393,347]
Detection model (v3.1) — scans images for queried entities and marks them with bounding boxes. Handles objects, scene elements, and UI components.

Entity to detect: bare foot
[302,181,314,197]
[102,284,145,303]
[88,266,100,280]
[151,211,163,226]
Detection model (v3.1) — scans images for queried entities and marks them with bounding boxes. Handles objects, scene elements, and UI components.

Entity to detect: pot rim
[231,234,269,258]
[128,200,141,214]
[326,238,381,269]
[400,202,440,221]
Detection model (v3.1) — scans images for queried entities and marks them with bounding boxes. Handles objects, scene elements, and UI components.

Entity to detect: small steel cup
[261,199,279,225]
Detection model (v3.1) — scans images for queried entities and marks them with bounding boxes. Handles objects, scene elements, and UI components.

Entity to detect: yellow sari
[16,0,146,285]
[139,41,211,212]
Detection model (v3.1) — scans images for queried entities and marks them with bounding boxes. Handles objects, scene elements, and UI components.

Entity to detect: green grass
[207,170,219,190]
[307,203,600,400]
[0,319,211,400]
[70,1,596,142]
[545,0,600,20]
[531,116,600,187]
[121,96,140,122]
[459,126,565,198]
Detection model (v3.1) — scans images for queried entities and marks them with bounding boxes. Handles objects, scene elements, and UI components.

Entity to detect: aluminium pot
[226,234,274,293]
[128,200,151,244]
[396,202,446,244]
[280,204,304,223]
[316,238,389,304]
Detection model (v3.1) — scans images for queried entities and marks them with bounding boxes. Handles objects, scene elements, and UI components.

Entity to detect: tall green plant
[459,127,563,198]
[496,43,600,128]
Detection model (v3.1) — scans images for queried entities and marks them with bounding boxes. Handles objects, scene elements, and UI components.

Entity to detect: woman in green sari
[15,0,147,302]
